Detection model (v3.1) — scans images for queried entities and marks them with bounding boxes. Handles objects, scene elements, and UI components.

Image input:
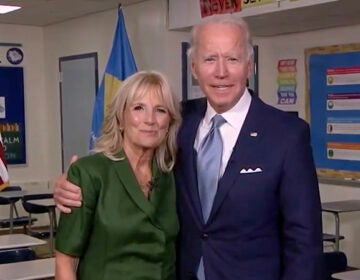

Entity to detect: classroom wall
[1,0,360,267]
[254,25,360,119]
[43,0,189,179]
[253,26,360,267]
[0,24,49,186]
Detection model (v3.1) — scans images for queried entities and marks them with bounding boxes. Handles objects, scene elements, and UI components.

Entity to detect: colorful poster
[277,59,297,105]
[327,66,360,86]
[0,123,24,163]
[327,142,360,161]
[326,93,360,111]
[0,44,26,164]
[242,0,276,9]
[327,117,360,135]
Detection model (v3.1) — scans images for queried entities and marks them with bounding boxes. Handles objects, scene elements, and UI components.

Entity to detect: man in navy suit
[174,14,322,280]
[54,14,322,280]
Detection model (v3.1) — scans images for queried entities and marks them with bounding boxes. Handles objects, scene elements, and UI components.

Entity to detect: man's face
[191,22,252,113]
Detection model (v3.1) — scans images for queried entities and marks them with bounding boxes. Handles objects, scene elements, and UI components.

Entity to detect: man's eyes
[204,57,216,62]
[203,57,240,62]
[227,57,239,62]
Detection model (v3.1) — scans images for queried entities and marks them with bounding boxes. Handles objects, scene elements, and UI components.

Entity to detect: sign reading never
[200,0,241,18]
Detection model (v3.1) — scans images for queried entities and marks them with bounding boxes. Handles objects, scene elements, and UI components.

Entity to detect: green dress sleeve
[55,159,100,257]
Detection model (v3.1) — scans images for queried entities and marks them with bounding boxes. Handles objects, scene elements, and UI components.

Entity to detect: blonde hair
[93,70,181,172]
[188,14,254,60]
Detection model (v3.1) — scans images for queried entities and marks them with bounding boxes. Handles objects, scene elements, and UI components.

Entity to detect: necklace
[139,181,152,198]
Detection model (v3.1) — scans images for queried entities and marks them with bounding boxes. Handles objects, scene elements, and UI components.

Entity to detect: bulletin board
[0,44,26,165]
[305,43,360,181]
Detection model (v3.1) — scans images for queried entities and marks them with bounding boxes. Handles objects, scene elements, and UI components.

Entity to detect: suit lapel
[182,117,204,224]
[179,99,207,225]
[209,97,264,222]
[112,155,155,220]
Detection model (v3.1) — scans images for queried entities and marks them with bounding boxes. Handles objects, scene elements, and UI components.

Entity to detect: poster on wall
[199,0,241,18]
[242,0,277,8]
[0,43,26,164]
[305,43,360,180]
[277,58,297,105]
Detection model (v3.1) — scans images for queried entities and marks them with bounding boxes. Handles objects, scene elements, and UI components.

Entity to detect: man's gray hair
[187,14,254,60]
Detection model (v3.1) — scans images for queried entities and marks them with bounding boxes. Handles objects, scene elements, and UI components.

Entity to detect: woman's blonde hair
[93,70,181,172]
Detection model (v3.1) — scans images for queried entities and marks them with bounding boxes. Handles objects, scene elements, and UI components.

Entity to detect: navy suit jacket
[175,96,323,280]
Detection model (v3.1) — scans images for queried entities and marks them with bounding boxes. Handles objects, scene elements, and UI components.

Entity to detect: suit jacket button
[188,272,197,279]
[202,233,209,239]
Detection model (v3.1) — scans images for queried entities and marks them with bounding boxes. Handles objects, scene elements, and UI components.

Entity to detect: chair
[0,186,37,233]
[21,193,56,240]
[323,233,345,250]
[0,248,37,264]
[323,251,348,280]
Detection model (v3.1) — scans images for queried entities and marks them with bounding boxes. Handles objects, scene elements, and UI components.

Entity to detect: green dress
[56,152,179,280]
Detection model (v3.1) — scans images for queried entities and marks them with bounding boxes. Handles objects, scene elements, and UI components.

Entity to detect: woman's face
[122,91,170,153]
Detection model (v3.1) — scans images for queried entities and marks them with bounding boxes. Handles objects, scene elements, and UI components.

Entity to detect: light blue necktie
[196,114,226,280]
[197,114,226,222]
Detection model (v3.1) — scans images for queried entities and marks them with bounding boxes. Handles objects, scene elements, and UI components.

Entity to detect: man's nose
[215,59,228,78]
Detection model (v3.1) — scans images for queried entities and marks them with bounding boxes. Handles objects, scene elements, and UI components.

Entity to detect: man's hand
[54,155,82,213]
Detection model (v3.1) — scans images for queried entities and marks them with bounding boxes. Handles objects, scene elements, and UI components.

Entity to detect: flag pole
[89,1,137,150]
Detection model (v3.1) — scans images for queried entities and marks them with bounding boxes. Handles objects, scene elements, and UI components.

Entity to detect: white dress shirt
[194,88,252,177]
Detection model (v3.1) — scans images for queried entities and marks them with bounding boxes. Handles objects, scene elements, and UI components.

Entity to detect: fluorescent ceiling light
[0,5,21,14]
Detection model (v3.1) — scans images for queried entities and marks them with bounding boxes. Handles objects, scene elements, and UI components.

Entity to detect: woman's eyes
[133,105,144,111]
[132,105,167,113]
[156,107,168,114]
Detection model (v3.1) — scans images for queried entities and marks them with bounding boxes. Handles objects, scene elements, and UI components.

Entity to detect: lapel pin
[250,132,258,137]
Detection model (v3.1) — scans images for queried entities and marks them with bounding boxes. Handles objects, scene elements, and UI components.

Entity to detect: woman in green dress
[55,70,181,280]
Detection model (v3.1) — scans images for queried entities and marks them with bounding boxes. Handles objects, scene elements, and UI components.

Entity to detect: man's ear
[190,60,198,80]
[247,59,254,79]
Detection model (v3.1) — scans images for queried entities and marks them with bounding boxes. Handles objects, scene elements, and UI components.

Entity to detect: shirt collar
[203,88,252,128]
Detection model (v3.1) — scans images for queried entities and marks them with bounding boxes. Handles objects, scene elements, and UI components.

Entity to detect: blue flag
[89,8,137,149]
